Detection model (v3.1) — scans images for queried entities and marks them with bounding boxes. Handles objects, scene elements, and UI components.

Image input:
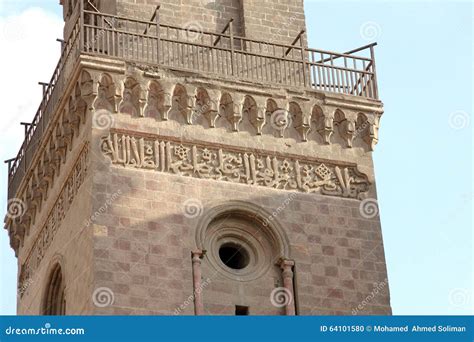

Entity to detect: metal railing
[5,13,82,199]
[5,3,379,199]
[81,8,378,97]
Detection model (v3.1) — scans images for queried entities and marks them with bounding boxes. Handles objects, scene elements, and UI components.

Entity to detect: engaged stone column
[279,259,296,316]
[191,250,205,315]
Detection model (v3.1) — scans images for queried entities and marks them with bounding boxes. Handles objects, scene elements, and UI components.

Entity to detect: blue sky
[0,0,472,315]
[304,0,472,314]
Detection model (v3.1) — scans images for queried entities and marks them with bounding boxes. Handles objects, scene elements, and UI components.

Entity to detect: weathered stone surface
[10,0,389,316]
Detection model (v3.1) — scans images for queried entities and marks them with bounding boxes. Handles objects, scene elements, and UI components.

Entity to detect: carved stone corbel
[202,89,221,128]
[295,103,312,142]
[118,77,141,117]
[364,113,382,151]
[341,119,356,148]
[38,153,52,196]
[59,112,74,152]
[79,71,96,110]
[314,106,334,145]
[143,81,162,119]
[138,84,147,117]
[183,85,197,125]
[29,170,42,213]
[37,179,49,204]
[274,107,291,138]
[160,82,175,121]
[230,102,243,132]
[51,127,66,167]
[66,98,81,138]
[111,75,122,113]
[267,99,290,138]
[162,93,173,120]
[335,110,356,148]
[21,208,35,237]
[169,86,193,124]
[250,97,267,135]
[94,74,117,112]
[15,221,26,244]
[221,93,243,132]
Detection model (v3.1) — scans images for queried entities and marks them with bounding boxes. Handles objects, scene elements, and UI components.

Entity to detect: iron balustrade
[5,5,379,199]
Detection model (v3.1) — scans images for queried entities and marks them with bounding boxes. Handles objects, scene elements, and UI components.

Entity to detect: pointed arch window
[42,264,66,315]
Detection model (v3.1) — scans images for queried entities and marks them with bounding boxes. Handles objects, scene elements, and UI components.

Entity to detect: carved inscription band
[100,132,370,199]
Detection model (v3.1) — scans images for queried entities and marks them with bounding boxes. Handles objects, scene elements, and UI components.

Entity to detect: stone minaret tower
[5,0,390,315]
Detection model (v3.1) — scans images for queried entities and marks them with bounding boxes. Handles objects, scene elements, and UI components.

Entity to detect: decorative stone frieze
[87,68,383,151]
[101,131,370,199]
[5,65,382,257]
[18,143,90,295]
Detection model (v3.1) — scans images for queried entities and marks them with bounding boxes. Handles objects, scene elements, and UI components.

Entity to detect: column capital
[191,249,206,261]
[278,258,295,269]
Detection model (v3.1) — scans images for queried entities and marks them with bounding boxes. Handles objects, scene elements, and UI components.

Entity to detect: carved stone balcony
[5,5,380,203]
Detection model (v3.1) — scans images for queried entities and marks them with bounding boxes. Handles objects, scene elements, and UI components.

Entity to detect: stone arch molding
[195,200,291,262]
[194,200,291,282]
[88,72,381,151]
[40,253,66,315]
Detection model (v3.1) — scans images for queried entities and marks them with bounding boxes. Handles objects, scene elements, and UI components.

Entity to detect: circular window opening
[218,243,250,270]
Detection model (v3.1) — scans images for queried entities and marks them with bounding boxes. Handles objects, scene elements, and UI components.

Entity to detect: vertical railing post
[23,141,27,173]
[229,19,235,77]
[5,159,14,178]
[299,30,308,88]
[369,44,379,100]
[156,7,161,64]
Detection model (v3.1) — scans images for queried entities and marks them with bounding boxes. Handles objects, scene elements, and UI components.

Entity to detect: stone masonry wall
[90,152,390,315]
[62,1,307,49]
[15,60,389,315]
[115,0,306,44]
[83,62,390,315]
